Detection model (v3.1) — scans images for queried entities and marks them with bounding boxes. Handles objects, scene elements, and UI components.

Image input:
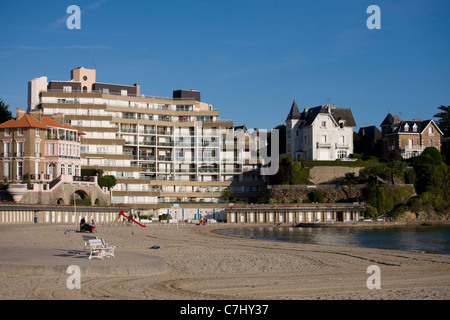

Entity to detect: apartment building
[380,113,443,159]
[0,109,84,183]
[286,100,356,161]
[27,67,265,212]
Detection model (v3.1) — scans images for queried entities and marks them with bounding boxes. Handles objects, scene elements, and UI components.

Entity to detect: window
[429,140,434,147]
[48,143,55,156]
[60,164,65,175]
[18,128,23,135]
[63,86,72,93]
[75,165,80,176]
[321,121,327,128]
[203,151,212,161]
[17,162,23,180]
[5,128,10,136]
[121,90,128,96]
[429,127,434,135]
[404,123,409,132]
[36,128,40,136]
[337,150,347,159]
[35,142,40,157]
[16,142,23,157]
[412,124,418,132]
[68,164,73,176]
[48,163,56,177]
[4,142,10,157]
[4,162,10,180]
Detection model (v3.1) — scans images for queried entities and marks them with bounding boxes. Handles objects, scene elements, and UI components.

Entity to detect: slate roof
[391,119,443,135]
[286,99,301,121]
[380,113,395,126]
[286,101,356,128]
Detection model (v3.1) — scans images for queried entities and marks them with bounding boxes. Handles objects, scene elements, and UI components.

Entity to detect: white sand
[0,223,449,300]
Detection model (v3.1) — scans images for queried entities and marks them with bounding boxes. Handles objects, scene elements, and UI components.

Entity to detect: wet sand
[0,223,449,300]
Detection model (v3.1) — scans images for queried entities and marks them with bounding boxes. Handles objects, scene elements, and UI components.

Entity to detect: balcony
[158,141,174,147]
[198,168,220,174]
[317,142,332,148]
[141,140,156,146]
[335,143,350,149]
[135,155,156,161]
[400,146,427,159]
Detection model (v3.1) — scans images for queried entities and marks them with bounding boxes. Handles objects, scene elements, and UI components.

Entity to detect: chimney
[30,109,42,121]
[16,108,25,120]
[134,83,140,96]
[52,113,65,126]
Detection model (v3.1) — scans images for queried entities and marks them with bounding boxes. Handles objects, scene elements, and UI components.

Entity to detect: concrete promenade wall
[0,206,127,225]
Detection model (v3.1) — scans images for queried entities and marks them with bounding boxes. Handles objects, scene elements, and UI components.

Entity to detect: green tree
[308,189,324,203]
[343,172,358,199]
[222,189,232,202]
[0,99,13,122]
[98,175,117,190]
[291,161,311,185]
[433,105,450,137]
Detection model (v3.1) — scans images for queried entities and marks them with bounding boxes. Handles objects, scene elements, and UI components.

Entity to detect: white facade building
[27,67,267,213]
[286,100,356,161]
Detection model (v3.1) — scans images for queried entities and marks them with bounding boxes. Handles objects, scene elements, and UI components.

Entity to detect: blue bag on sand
[151,245,160,249]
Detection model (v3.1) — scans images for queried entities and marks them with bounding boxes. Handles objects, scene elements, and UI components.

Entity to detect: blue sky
[0,0,449,131]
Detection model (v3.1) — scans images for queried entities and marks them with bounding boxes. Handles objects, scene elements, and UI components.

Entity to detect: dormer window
[404,123,409,132]
[412,124,418,132]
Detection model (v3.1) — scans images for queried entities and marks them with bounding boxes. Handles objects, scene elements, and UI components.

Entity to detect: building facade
[27,67,266,213]
[380,113,443,159]
[285,100,356,161]
[0,109,84,183]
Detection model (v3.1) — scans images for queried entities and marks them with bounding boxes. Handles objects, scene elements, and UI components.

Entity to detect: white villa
[285,100,356,161]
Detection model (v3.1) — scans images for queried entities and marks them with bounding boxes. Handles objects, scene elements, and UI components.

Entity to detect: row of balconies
[1,152,80,159]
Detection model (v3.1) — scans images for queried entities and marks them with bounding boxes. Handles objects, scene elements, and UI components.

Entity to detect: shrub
[365,205,378,219]
[308,189,324,203]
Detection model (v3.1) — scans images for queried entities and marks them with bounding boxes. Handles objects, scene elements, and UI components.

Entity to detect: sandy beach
[0,222,449,300]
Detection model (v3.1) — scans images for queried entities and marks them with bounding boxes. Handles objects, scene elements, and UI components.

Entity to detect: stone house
[380,113,443,159]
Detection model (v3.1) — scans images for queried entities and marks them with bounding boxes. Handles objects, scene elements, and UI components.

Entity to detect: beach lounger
[88,239,116,260]
[82,235,98,251]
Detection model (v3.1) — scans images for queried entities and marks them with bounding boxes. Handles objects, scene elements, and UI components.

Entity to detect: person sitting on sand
[80,217,93,233]
[89,219,97,233]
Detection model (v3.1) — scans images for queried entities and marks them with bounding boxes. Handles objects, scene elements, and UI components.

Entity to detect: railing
[44,89,197,101]
[158,142,174,147]
[29,174,51,181]
[48,175,62,190]
[134,155,156,161]
[73,176,95,182]
[317,142,332,148]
